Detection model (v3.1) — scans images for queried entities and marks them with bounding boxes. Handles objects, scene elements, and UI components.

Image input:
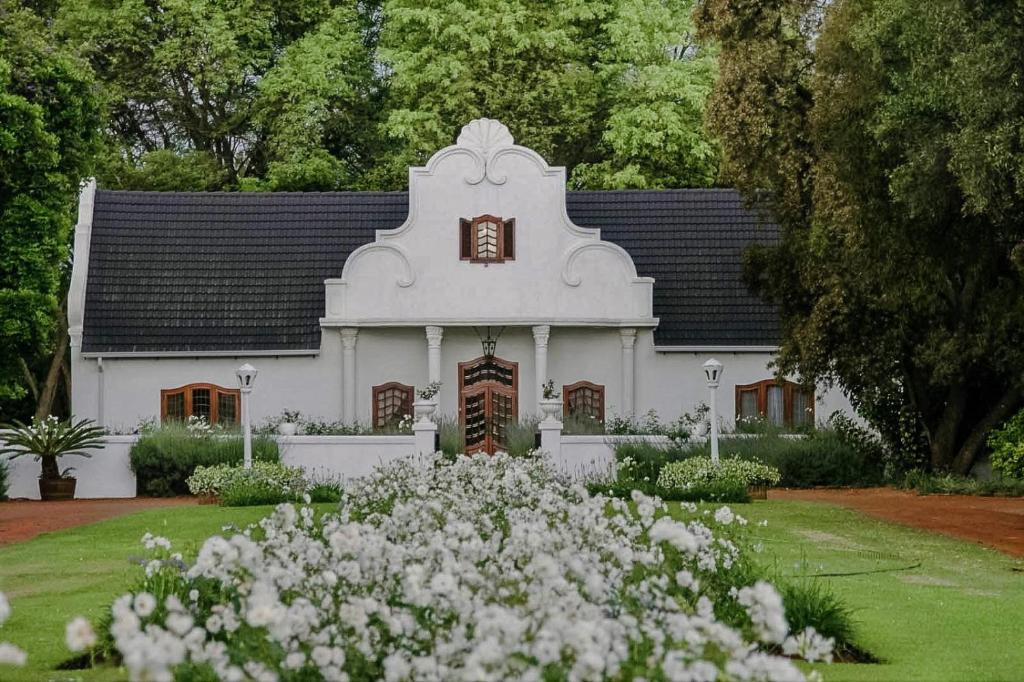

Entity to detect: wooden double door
[459,355,518,455]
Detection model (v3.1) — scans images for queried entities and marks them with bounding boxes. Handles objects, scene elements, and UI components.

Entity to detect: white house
[67,119,854,453]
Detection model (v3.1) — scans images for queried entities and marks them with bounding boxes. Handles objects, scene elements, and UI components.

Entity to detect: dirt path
[0,497,198,546]
[773,487,1024,557]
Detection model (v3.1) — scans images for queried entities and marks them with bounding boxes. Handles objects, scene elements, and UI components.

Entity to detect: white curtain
[766,385,784,425]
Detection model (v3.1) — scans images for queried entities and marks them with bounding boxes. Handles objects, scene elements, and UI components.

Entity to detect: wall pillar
[425,325,444,385]
[619,328,637,416]
[532,324,551,409]
[340,328,359,423]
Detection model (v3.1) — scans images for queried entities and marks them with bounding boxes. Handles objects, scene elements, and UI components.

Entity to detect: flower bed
[98,454,830,680]
[658,455,782,496]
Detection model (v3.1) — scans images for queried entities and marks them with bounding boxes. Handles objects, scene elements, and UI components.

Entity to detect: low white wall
[2,435,137,500]
[556,435,671,479]
[277,435,419,481]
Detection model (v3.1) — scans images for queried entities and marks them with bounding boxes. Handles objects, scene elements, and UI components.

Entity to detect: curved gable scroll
[322,119,657,329]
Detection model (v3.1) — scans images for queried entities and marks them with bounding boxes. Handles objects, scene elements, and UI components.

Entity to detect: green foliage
[504,416,540,457]
[613,439,688,485]
[129,424,279,497]
[987,410,1024,480]
[586,479,750,503]
[777,579,864,661]
[0,2,100,405]
[0,415,105,480]
[658,456,781,491]
[437,414,465,458]
[899,470,1024,497]
[0,457,8,501]
[186,461,306,498]
[605,409,694,440]
[218,478,293,507]
[697,0,1024,474]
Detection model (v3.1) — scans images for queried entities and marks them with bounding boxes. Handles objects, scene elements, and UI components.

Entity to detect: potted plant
[0,416,106,500]
[277,410,302,436]
[539,380,562,423]
[413,382,442,424]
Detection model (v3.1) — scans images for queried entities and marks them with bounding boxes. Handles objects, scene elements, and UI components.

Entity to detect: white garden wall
[277,435,419,481]
[2,435,137,500]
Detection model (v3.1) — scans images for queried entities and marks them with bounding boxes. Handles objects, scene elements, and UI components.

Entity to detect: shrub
[614,439,690,486]
[504,416,539,457]
[219,479,294,507]
[658,456,781,492]
[104,454,833,680]
[561,411,605,435]
[130,423,279,497]
[437,414,464,458]
[587,479,751,503]
[186,461,305,498]
[777,579,869,661]
[987,410,1024,479]
[899,470,1024,497]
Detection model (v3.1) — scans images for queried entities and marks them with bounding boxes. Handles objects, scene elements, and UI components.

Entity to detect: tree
[58,0,380,191]
[0,1,99,419]
[697,0,1024,473]
[373,0,719,189]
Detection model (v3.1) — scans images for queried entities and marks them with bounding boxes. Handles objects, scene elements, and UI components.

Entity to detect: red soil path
[0,497,197,546]
[773,487,1024,557]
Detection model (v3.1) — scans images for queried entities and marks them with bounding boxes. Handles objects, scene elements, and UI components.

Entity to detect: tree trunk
[950,386,1023,475]
[40,455,60,480]
[35,296,69,420]
[927,386,966,472]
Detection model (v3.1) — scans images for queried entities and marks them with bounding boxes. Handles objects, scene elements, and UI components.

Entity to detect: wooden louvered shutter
[460,218,473,260]
[502,218,515,260]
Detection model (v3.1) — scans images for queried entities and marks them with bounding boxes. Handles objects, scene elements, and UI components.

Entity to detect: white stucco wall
[2,436,137,499]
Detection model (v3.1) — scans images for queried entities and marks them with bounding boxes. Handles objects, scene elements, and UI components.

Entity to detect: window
[460,215,515,263]
[735,380,814,428]
[372,382,415,430]
[563,381,605,424]
[160,383,240,425]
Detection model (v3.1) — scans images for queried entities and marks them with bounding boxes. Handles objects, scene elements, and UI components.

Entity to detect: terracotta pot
[747,484,768,501]
[39,477,77,501]
[197,494,220,505]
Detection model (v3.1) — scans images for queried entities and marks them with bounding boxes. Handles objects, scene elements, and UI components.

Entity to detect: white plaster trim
[561,241,653,287]
[337,243,415,287]
[277,435,416,445]
[321,317,659,328]
[80,349,319,359]
[67,179,96,334]
[654,345,780,353]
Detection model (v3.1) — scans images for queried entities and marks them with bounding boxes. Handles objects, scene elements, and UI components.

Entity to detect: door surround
[458,355,518,455]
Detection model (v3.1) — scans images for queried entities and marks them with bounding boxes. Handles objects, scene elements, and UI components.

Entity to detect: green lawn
[0,500,1021,681]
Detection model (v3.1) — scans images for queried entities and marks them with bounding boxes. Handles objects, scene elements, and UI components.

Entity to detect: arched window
[160,383,240,425]
[563,381,606,424]
[372,382,415,430]
[735,379,814,427]
[460,215,515,263]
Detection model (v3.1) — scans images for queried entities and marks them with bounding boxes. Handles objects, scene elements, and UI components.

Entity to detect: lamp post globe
[236,364,258,469]
[703,359,724,466]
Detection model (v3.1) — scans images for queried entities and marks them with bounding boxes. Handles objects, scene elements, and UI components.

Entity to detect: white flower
[0,642,27,667]
[714,506,735,525]
[738,581,789,644]
[65,617,97,652]
[133,592,157,618]
[783,627,835,663]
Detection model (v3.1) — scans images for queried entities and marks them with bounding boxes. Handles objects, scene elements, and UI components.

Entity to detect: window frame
[563,380,606,425]
[160,383,240,426]
[372,382,415,430]
[460,215,515,263]
[734,379,814,427]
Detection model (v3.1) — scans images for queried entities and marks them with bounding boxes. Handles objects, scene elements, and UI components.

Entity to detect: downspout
[96,356,104,428]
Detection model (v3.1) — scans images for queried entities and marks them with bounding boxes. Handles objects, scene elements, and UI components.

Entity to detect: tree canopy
[0,1,99,412]
[697,0,1024,473]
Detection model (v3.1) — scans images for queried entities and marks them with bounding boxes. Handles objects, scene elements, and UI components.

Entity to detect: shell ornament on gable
[457,119,515,155]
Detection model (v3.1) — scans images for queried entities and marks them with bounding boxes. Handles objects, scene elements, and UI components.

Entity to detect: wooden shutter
[460,219,473,260]
[502,218,515,260]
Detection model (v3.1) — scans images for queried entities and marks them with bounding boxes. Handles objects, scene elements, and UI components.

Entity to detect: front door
[459,355,518,455]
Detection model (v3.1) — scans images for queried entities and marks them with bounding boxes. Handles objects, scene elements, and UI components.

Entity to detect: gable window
[160,383,240,426]
[460,215,515,263]
[373,382,415,430]
[563,381,606,424]
[735,379,814,428]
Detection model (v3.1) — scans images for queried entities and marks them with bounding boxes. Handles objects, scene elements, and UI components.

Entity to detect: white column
[619,328,637,416]
[425,326,444,385]
[340,328,359,423]
[532,325,551,408]
[241,387,253,469]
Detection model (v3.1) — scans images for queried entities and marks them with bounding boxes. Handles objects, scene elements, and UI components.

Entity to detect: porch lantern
[236,363,258,469]
[476,326,504,358]
[703,358,723,466]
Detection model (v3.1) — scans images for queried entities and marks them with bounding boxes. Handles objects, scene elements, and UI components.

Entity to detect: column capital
[619,327,637,349]
[340,327,359,349]
[425,325,444,347]
[532,324,551,347]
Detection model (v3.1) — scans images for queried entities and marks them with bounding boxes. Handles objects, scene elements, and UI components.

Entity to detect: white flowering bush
[186,462,308,498]
[103,454,828,681]
[659,456,782,491]
[0,592,27,668]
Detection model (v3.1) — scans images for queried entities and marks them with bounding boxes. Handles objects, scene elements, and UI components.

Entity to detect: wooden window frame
[734,379,814,427]
[460,215,515,263]
[372,382,415,430]
[563,380,606,424]
[160,383,240,426]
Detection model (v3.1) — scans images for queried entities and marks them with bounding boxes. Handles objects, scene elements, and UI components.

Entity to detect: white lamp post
[236,363,258,469]
[703,358,723,466]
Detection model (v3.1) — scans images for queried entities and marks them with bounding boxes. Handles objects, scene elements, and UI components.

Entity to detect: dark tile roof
[82,189,779,353]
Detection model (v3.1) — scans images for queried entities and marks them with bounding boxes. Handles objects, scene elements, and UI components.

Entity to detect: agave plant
[0,416,106,480]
